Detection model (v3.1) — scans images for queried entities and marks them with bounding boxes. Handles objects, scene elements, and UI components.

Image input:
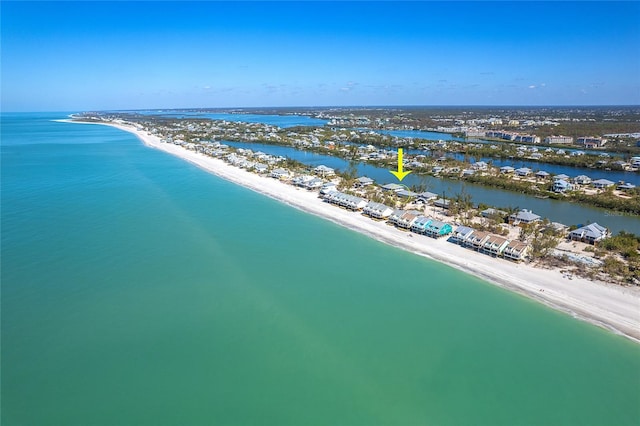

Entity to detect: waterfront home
[535,170,550,179]
[363,201,394,219]
[397,189,418,198]
[503,241,531,261]
[320,182,337,195]
[569,223,610,245]
[472,161,488,170]
[574,175,592,185]
[466,230,491,250]
[592,179,615,189]
[432,166,444,174]
[452,226,475,245]
[509,209,541,225]
[515,167,532,177]
[304,178,324,190]
[617,182,636,191]
[416,191,438,203]
[396,211,420,229]
[381,183,404,192]
[433,198,450,209]
[254,163,268,174]
[500,166,515,174]
[270,168,291,180]
[462,169,476,176]
[554,173,570,181]
[482,235,510,257]
[314,165,335,177]
[292,175,315,187]
[424,220,453,238]
[411,216,432,234]
[481,208,508,218]
[356,176,374,187]
[612,160,630,170]
[552,179,574,193]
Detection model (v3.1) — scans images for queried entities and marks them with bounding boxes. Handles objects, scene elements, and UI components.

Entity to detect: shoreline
[63,119,640,343]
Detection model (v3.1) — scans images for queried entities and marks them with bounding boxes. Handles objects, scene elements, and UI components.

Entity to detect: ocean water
[2,113,640,426]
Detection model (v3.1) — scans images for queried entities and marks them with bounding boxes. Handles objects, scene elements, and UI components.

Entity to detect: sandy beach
[66,120,640,342]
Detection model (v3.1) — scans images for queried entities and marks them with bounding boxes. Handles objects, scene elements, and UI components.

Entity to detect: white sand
[67,120,640,343]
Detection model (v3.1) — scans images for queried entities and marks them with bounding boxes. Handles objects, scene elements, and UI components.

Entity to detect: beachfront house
[509,209,541,225]
[254,163,269,174]
[270,168,292,180]
[554,174,570,181]
[482,235,510,257]
[292,175,315,187]
[452,226,475,245]
[503,241,531,261]
[500,166,515,174]
[363,202,394,219]
[535,170,550,179]
[320,182,337,195]
[324,191,368,211]
[396,211,420,229]
[592,179,615,189]
[411,216,432,234]
[304,178,324,190]
[388,209,405,226]
[569,223,610,245]
[424,220,453,238]
[466,230,491,250]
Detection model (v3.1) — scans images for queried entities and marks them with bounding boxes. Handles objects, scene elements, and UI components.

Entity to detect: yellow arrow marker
[389,148,412,181]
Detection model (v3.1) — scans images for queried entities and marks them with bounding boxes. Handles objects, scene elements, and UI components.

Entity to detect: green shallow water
[2,114,640,425]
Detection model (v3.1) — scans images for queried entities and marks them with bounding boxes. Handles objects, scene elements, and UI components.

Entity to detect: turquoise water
[2,113,640,425]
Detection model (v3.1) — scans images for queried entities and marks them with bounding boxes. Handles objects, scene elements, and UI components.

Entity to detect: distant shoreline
[63,118,640,343]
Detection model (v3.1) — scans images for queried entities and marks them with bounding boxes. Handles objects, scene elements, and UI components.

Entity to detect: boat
[535,195,550,199]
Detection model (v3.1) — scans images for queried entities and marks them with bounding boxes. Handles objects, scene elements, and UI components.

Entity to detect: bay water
[2,113,639,425]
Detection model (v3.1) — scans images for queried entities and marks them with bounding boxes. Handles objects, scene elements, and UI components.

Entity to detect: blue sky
[2,1,639,111]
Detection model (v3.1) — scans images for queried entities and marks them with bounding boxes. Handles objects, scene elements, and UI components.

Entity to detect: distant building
[544,135,573,145]
[577,137,607,148]
[592,179,615,189]
[573,175,592,185]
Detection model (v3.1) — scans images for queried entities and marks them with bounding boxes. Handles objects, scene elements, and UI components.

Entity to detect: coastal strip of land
[64,119,640,343]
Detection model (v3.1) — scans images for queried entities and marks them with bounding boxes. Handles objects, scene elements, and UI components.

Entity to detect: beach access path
[67,120,640,343]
